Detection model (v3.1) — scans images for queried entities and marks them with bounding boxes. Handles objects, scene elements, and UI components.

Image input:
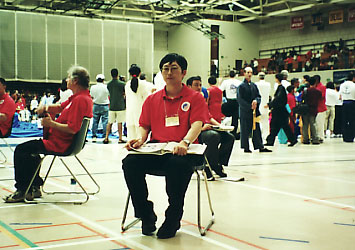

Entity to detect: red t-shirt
[315,82,327,113]
[287,93,296,117]
[43,90,93,153]
[139,84,208,143]
[0,93,16,136]
[207,85,224,123]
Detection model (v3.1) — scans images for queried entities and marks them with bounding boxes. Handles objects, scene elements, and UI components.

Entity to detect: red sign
[349,7,355,22]
[291,16,304,30]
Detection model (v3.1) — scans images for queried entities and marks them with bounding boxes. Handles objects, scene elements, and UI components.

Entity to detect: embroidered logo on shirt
[181,101,190,112]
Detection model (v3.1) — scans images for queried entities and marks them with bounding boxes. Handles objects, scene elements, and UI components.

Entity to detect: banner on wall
[291,16,304,30]
[349,7,355,22]
[329,9,343,24]
[311,13,322,26]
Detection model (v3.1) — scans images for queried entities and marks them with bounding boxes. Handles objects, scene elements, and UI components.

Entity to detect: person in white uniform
[219,70,241,139]
[339,72,355,142]
[125,64,151,140]
[324,82,338,137]
[255,72,271,141]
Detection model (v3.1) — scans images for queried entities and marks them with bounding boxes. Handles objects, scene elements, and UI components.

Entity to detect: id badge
[165,115,180,127]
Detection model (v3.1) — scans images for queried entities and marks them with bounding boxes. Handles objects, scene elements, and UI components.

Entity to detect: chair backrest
[60,117,90,157]
[1,114,15,139]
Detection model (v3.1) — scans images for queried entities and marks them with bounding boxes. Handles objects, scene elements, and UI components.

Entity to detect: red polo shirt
[315,82,327,113]
[0,93,16,136]
[139,84,208,143]
[43,90,93,153]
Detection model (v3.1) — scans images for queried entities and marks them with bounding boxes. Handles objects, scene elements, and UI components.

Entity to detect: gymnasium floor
[0,136,354,250]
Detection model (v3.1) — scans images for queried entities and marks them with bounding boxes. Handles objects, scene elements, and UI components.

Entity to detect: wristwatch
[182,139,191,147]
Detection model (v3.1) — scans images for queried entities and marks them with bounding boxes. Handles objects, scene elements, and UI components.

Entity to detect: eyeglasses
[162,66,180,73]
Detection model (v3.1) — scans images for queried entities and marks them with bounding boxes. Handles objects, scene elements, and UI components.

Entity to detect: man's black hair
[159,53,188,71]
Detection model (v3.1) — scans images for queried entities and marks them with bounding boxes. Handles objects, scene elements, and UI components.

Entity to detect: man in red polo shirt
[123,53,208,239]
[0,78,16,137]
[4,66,93,203]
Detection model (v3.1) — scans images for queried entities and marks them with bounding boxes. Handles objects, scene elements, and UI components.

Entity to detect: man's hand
[251,100,257,110]
[202,124,212,131]
[41,116,52,127]
[36,105,47,115]
[125,138,144,150]
[264,104,269,108]
[173,142,188,156]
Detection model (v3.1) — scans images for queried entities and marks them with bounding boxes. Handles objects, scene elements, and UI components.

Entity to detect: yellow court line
[0,220,38,248]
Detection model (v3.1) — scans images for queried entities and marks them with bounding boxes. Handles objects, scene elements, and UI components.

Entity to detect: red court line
[0,244,18,249]
[181,220,270,250]
[78,222,129,248]
[34,234,98,244]
[96,216,268,249]
[304,199,355,212]
[319,195,355,200]
[96,217,122,222]
[0,187,13,193]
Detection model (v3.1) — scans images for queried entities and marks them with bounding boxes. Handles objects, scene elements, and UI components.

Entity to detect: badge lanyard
[164,98,182,127]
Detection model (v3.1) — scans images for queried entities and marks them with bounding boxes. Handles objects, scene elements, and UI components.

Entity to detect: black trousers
[198,130,234,172]
[342,101,355,142]
[266,114,296,145]
[122,154,203,222]
[14,139,48,191]
[240,114,263,150]
[333,105,343,135]
[227,99,239,137]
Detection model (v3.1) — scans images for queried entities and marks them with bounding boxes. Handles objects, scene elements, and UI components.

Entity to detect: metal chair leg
[0,138,14,163]
[121,167,215,236]
[196,169,215,236]
[121,193,141,232]
[25,155,100,205]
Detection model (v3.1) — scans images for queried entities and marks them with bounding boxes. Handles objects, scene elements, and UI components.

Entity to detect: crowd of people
[243,39,355,76]
[1,52,354,240]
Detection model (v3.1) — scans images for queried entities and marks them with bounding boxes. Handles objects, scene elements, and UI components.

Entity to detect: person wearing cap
[90,73,109,143]
[255,71,271,141]
[0,78,16,137]
[277,70,291,91]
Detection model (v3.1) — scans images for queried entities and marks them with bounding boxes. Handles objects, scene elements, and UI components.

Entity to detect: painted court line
[259,236,309,243]
[235,162,355,185]
[235,182,355,210]
[181,220,269,250]
[0,220,38,248]
[10,223,52,226]
[180,228,241,250]
[334,222,355,227]
[14,236,133,250]
[49,204,153,250]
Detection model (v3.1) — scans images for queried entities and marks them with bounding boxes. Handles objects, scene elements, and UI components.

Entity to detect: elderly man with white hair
[237,67,271,153]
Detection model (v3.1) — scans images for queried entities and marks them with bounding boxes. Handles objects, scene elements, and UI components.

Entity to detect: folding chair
[24,117,100,204]
[121,155,215,236]
[0,116,15,164]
